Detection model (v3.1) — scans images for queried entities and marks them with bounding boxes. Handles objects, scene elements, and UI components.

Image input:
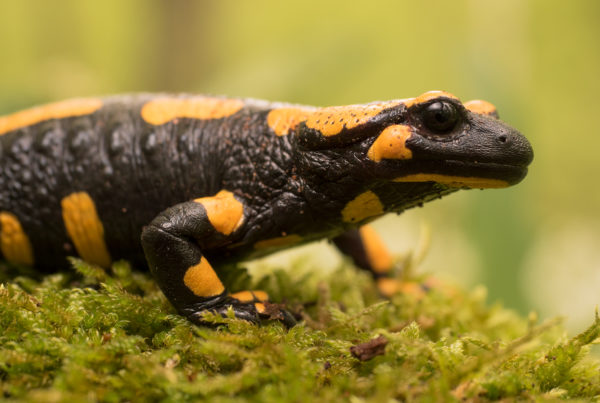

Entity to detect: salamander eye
[422,101,459,134]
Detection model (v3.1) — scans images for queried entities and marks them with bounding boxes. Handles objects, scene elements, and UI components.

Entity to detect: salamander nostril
[498,134,508,143]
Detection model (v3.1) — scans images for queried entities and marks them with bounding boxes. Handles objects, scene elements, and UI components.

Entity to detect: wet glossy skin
[0,91,533,325]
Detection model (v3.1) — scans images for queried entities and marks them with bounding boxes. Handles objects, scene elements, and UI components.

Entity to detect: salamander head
[291,90,533,190]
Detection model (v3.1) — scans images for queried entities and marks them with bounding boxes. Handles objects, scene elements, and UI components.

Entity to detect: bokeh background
[1,0,598,331]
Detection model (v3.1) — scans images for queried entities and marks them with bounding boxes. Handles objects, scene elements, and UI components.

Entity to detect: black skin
[0,94,533,325]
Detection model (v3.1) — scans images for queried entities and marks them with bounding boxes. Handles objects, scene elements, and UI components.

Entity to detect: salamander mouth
[393,160,529,189]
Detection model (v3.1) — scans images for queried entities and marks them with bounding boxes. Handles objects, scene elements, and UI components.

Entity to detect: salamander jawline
[392,160,530,189]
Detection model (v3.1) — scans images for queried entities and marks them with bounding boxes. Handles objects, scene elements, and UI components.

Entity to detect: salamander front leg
[141,191,264,325]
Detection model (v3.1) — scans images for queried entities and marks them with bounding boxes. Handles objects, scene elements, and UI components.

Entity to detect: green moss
[1,257,599,402]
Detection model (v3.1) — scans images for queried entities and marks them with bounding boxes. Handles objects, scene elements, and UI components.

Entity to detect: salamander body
[0,91,533,325]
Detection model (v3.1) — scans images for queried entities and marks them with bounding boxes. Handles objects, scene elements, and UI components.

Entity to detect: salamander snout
[486,121,534,168]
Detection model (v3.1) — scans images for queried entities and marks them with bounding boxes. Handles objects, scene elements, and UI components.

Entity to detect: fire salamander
[0,91,533,326]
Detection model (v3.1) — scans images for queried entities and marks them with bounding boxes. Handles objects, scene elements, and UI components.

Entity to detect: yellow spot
[254,234,302,250]
[252,290,269,301]
[0,98,103,136]
[404,91,459,108]
[230,291,254,302]
[267,107,313,136]
[141,97,244,125]
[377,278,426,299]
[367,125,413,162]
[393,174,509,189]
[359,225,392,274]
[183,257,225,297]
[377,278,399,298]
[194,190,244,236]
[61,192,112,268]
[230,290,269,303]
[0,212,34,266]
[464,99,498,116]
[254,302,266,314]
[267,101,401,137]
[341,191,384,223]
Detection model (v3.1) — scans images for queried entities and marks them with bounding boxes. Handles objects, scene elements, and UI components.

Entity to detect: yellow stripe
[359,225,392,274]
[141,97,244,126]
[183,257,225,297]
[266,101,401,137]
[394,174,508,189]
[194,190,244,236]
[61,192,112,267]
[0,98,103,136]
[303,101,401,137]
[0,212,34,266]
[341,191,384,223]
[266,92,461,137]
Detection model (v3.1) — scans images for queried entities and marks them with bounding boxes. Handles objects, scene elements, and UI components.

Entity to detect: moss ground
[1,256,599,402]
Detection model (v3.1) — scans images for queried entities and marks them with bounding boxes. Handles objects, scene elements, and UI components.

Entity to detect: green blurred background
[1,0,598,331]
